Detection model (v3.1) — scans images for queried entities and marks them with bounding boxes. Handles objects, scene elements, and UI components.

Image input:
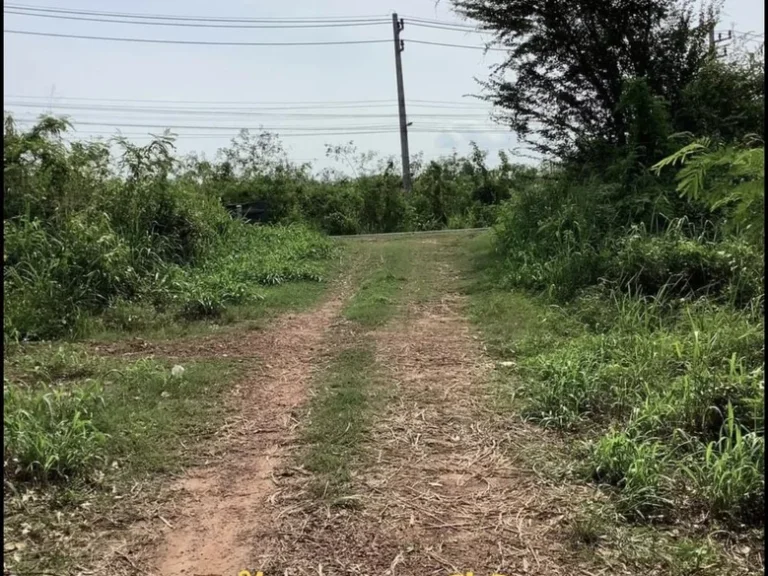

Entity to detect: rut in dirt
[142,282,352,576]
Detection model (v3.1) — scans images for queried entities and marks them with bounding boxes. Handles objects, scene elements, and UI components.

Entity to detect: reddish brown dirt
[251,260,595,575]
[142,290,348,576]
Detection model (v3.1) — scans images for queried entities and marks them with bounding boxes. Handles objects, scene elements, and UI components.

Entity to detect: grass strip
[342,242,412,326]
[302,344,378,504]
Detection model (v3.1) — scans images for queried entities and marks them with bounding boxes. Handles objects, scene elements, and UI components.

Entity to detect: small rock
[171,365,185,377]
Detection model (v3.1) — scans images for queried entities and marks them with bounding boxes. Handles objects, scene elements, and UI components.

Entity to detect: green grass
[457,231,764,574]
[302,344,379,504]
[4,344,235,484]
[3,343,237,571]
[343,242,412,326]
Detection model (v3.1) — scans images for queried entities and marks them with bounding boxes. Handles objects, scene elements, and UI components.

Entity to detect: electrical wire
[5,116,504,133]
[9,119,506,131]
[5,29,506,51]
[5,3,485,31]
[2,102,491,119]
[3,4,390,24]
[8,123,513,139]
[4,95,487,108]
[4,8,391,29]
[403,16,478,30]
[406,21,484,33]
[407,39,506,52]
[3,29,392,46]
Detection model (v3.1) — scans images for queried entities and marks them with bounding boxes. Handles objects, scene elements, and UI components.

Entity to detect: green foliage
[678,53,765,142]
[4,347,234,486]
[684,405,764,525]
[3,380,108,482]
[587,431,670,519]
[608,222,763,304]
[652,137,765,243]
[451,0,714,158]
[3,118,334,341]
[479,130,764,527]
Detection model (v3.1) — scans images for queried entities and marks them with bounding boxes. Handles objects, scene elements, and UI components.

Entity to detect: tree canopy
[452,0,719,158]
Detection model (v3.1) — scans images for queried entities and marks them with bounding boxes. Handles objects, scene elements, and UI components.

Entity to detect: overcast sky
[3,0,764,171]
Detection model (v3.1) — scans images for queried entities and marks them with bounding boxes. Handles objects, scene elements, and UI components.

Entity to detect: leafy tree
[451,0,718,158]
[652,135,764,243]
[677,50,765,142]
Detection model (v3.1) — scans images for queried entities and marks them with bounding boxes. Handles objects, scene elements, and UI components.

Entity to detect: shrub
[609,221,763,304]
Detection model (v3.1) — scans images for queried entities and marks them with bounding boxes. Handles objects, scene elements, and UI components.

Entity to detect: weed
[683,405,765,525]
[586,430,671,520]
[3,380,108,482]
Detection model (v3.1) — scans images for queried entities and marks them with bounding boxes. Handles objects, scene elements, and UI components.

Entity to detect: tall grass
[3,119,334,341]
[3,346,234,485]
[486,139,764,528]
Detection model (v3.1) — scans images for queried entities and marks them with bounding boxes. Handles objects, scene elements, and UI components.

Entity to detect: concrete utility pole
[707,10,732,59]
[392,13,412,193]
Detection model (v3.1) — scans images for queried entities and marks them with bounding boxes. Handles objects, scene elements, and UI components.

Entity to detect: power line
[5,28,504,51]
[4,8,390,29]
[6,117,503,132]
[406,21,484,33]
[12,118,506,131]
[4,95,487,109]
[4,4,390,23]
[3,29,392,46]
[407,39,506,52]
[8,123,513,138]
[3,102,491,119]
[727,30,765,37]
[403,16,479,30]
[5,4,483,31]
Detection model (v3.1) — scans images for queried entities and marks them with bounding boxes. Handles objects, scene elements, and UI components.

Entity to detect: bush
[608,223,763,304]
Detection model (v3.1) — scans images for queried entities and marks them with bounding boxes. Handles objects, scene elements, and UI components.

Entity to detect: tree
[451,0,718,158]
[677,49,765,142]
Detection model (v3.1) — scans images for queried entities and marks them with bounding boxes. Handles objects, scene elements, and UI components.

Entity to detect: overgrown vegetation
[2,115,335,569]
[452,0,764,570]
[3,117,334,342]
[2,343,236,570]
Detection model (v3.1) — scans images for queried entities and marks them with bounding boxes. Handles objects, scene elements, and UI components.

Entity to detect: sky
[3,0,764,172]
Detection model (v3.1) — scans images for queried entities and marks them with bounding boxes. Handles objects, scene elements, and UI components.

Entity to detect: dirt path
[144,280,353,575]
[133,236,588,575]
[243,238,591,575]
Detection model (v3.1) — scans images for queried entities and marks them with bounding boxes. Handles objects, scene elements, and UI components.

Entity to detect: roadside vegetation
[2,0,764,572]
[452,0,764,571]
[2,117,335,570]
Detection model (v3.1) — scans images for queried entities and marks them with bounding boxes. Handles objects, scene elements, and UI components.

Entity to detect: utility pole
[392,13,411,193]
[707,9,732,60]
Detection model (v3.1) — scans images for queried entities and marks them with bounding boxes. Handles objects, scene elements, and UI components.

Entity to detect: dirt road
[121,234,592,575]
